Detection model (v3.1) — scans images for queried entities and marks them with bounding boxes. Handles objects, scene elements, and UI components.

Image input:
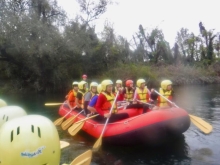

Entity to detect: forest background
[1,0,220,94]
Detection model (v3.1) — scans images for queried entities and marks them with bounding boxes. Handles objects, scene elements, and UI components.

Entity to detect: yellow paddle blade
[92,136,102,152]
[68,122,84,136]
[61,115,76,130]
[189,114,213,134]
[54,117,65,126]
[45,103,63,106]
[70,149,92,165]
[60,141,70,149]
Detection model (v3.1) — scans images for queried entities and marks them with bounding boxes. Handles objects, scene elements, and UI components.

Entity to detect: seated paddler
[95,79,129,123]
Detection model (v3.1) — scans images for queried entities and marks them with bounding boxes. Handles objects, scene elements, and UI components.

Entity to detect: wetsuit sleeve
[95,94,106,116]
[89,96,98,107]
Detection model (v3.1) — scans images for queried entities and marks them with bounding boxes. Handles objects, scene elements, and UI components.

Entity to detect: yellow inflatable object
[0,99,7,107]
[0,115,60,165]
[0,106,27,128]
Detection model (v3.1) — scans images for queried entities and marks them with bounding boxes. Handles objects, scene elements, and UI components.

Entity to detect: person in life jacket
[66,81,78,108]
[87,84,102,115]
[132,79,151,113]
[114,79,124,101]
[123,79,135,103]
[83,82,98,115]
[95,80,129,123]
[82,74,89,91]
[151,80,174,109]
[75,81,87,110]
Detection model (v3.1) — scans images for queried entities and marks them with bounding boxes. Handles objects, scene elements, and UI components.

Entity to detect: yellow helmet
[136,79,145,88]
[72,81,79,86]
[78,81,87,90]
[0,106,27,128]
[101,80,113,91]
[0,115,60,165]
[97,84,102,94]
[161,80,172,90]
[90,82,98,90]
[0,99,7,107]
[116,80,122,85]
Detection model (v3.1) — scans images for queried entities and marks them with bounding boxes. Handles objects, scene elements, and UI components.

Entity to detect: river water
[1,84,220,165]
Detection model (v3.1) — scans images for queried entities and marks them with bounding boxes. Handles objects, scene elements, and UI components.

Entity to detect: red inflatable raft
[59,104,190,145]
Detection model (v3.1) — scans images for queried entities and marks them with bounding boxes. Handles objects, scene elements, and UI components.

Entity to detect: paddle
[93,91,119,151]
[154,90,213,134]
[60,141,70,149]
[68,114,99,136]
[54,107,75,126]
[61,108,83,130]
[68,149,92,165]
[45,103,63,106]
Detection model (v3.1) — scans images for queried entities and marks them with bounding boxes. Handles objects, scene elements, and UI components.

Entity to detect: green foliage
[0,1,220,93]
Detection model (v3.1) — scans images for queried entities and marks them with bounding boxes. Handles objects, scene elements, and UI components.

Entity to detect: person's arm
[88,96,98,113]
[75,93,82,108]
[133,89,137,102]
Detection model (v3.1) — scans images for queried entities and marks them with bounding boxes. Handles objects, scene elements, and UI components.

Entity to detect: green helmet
[161,80,172,90]
[78,81,87,90]
[0,99,7,108]
[97,84,102,94]
[116,80,122,85]
[0,115,60,165]
[101,80,113,91]
[136,79,145,88]
[0,106,27,128]
[72,81,79,86]
[90,82,98,90]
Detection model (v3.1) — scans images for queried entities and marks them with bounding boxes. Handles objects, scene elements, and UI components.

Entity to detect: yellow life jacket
[101,92,117,113]
[158,88,172,107]
[136,87,149,103]
[125,87,134,101]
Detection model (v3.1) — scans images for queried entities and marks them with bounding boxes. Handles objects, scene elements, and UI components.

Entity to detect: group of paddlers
[65,74,174,123]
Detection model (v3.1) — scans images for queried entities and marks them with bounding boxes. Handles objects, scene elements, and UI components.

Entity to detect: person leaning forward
[95,79,129,123]
[75,81,87,111]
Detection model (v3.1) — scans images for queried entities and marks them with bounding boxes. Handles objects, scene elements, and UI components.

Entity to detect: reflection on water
[1,84,220,165]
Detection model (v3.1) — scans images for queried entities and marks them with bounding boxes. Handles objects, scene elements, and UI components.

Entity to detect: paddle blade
[61,115,76,130]
[68,121,84,136]
[54,117,64,126]
[45,103,63,106]
[189,114,213,134]
[60,141,70,149]
[70,149,92,165]
[92,136,102,152]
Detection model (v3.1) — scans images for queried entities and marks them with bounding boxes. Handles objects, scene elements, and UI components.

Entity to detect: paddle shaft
[75,114,99,124]
[154,90,178,107]
[100,91,119,138]
[63,106,76,118]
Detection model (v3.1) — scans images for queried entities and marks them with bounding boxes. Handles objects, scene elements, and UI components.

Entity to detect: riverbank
[1,63,220,94]
[100,63,220,88]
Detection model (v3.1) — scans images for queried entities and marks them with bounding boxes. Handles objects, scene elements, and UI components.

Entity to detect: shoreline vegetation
[1,0,220,94]
[1,63,220,94]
